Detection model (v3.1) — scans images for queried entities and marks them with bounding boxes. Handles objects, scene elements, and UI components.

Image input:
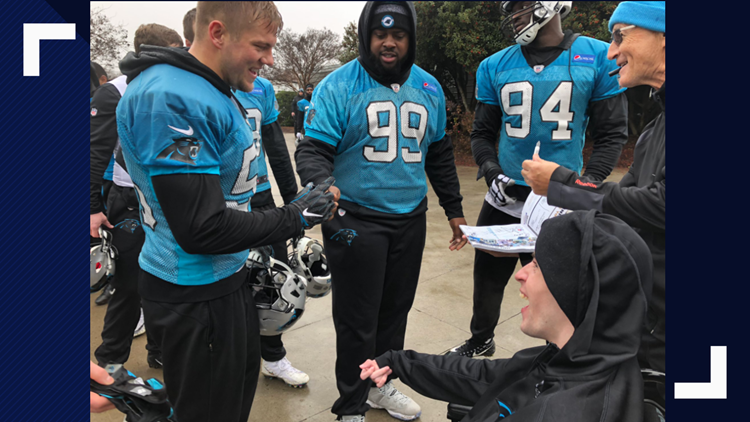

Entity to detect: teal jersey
[234,77,280,194]
[476,36,625,186]
[297,98,311,124]
[117,64,260,285]
[305,60,447,214]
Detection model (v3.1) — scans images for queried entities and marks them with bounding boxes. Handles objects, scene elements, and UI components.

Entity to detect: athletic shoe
[95,284,115,306]
[147,353,163,369]
[261,357,309,387]
[366,380,421,421]
[445,338,495,358]
[339,416,366,422]
[133,309,146,338]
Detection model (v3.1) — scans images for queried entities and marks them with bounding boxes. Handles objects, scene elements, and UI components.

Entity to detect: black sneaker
[445,338,495,358]
[95,284,115,306]
[147,354,163,369]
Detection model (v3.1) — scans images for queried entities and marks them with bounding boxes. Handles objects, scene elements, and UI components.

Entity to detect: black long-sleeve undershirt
[90,84,121,214]
[151,173,302,255]
[259,121,298,205]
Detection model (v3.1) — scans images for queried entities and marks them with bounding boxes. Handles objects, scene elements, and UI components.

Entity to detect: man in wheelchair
[361,211,657,421]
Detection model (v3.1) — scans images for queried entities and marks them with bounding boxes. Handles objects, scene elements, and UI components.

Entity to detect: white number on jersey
[231,146,259,196]
[133,184,157,230]
[365,101,429,163]
[500,81,574,140]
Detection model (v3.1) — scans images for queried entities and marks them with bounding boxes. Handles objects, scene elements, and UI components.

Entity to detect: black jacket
[375,211,652,421]
[90,80,122,214]
[547,83,665,372]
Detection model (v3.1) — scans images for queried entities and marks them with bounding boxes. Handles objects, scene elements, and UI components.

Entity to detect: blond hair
[195,1,283,40]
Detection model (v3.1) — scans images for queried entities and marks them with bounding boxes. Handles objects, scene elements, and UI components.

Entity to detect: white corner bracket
[674,346,727,399]
[23,23,76,77]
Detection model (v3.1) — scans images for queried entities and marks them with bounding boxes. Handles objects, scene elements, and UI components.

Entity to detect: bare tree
[90,7,129,77]
[262,28,342,91]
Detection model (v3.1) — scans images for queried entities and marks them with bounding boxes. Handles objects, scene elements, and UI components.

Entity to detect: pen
[533,141,540,156]
[608,67,622,77]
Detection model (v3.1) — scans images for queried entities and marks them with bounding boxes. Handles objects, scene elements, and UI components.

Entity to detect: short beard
[369,52,405,79]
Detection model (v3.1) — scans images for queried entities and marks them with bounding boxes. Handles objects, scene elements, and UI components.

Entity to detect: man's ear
[208,20,227,50]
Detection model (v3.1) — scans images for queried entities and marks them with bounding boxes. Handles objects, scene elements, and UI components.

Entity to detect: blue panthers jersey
[297,98,311,123]
[476,36,624,186]
[234,77,280,194]
[305,60,447,214]
[117,64,260,286]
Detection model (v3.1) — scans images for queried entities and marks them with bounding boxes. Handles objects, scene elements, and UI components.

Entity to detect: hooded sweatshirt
[375,211,652,421]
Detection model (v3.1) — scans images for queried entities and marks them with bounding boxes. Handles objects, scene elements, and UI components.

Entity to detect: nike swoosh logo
[168,125,194,136]
[302,209,323,218]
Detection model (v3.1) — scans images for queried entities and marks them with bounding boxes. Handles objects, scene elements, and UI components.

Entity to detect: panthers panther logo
[156,137,203,164]
[330,229,358,246]
[305,109,316,125]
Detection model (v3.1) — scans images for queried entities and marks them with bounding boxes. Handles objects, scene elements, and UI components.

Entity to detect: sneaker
[147,353,163,369]
[261,357,309,387]
[366,380,421,421]
[133,309,146,338]
[95,284,115,306]
[445,338,495,358]
[339,416,366,422]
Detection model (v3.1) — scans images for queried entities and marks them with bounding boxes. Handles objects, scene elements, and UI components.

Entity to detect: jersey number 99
[365,101,428,163]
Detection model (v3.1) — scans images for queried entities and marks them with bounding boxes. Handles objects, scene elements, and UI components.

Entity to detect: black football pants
[95,184,160,365]
[141,270,261,422]
[469,200,532,344]
[323,209,426,417]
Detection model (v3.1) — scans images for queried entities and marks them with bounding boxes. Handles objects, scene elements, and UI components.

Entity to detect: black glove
[289,177,336,229]
[90,364,176,422]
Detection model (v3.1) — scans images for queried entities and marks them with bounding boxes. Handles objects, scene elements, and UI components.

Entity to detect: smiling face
[219,21,277,92]
[608,24,665,89]
[370,28,409,73]
[516,259,573,345]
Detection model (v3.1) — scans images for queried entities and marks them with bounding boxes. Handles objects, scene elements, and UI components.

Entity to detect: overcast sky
[93,1,366,47]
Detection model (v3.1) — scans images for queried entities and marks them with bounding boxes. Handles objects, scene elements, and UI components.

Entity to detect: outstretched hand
[360,359,392,388]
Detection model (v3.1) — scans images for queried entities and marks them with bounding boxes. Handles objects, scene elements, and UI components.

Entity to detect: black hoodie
[374,211,652,421]
[356,1,417,87]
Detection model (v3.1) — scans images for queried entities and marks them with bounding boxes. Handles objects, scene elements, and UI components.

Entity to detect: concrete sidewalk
[91,133,625,422]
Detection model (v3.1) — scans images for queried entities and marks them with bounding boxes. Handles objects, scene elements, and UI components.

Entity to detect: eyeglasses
[611,25,636,45]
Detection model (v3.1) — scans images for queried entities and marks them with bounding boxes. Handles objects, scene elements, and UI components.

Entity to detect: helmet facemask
[500,1,571,46]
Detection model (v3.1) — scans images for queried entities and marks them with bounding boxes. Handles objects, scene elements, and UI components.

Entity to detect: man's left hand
[448,217,468,251]
[521,154,560,196]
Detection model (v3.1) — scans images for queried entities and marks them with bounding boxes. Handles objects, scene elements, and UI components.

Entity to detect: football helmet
[91,228,117,292]
[500,1,572,46]
[289,236,332,298]
[247,250,308,336]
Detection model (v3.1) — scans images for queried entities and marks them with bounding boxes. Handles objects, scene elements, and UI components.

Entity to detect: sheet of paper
[460,224,537,253]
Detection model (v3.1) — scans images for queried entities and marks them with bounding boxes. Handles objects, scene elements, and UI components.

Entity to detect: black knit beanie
[370,3,411,33]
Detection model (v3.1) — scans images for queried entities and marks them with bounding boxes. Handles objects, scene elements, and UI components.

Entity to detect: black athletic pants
[323,209,427,417]
[95,184,160,365]
[253,200,288,362]
[141,270,260,422]
[469,200,532,343]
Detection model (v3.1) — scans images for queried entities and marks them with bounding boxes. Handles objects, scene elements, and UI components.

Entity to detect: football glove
[90,364,176,422]
[296,132,303,141]
[489,174,517,206]
[289,177,336,229]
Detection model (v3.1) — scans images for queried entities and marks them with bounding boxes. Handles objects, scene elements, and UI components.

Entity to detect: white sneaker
[339,416,366,422]
[261,357,310,387]
[133,309,146,338]
[367,380,421,421]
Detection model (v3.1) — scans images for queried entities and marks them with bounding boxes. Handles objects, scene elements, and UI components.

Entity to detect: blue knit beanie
[608,1,665,33]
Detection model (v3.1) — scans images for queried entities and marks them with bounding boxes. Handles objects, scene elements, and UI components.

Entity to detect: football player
[295,2,467,421]
[90,23,182,371]
[234,78,309,387]
[116,2,336,421]
[448,1,628,358]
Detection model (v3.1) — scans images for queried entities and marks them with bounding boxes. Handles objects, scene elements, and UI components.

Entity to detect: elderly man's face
[608,24,665,89]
